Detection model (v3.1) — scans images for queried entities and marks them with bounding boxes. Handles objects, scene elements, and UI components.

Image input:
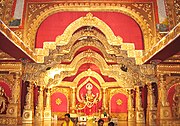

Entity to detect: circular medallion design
[24,112,30,119]
[138,113,143,118]
[163,110,169,117]
[8,107,14,114]
[151,114,156,120]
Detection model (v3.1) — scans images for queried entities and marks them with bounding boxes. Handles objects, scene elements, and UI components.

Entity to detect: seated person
[98,119,104,126]
[61,113,75,126]
[108,122,115,126]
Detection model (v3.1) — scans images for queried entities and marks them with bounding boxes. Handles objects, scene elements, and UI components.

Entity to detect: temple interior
[0,0,179,126]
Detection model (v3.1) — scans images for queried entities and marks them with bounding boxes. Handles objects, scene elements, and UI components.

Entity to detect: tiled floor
[15,120,180,126]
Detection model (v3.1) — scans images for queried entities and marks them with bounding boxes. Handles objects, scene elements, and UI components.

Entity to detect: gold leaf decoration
[116,99,123,105]
[55,98,62,105]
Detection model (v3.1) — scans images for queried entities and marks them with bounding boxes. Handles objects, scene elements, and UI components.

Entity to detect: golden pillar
[5,72,21,124]
[146,83,157,125]
[71,87,76,113]
[7,72,21,123]
[44,88,52,121]
[135,86,145,123]
[102,87,107,111]
[35,86,44,121]
[157,74,172,121]
[22,81,34,123]
[127,89,135,122]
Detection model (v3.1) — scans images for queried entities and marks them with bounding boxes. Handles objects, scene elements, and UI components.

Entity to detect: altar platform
[4,120,179,126]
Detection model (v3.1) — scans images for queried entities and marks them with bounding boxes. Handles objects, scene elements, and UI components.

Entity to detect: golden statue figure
[0,86,8,114]
[77,83,99,110]
[24,86,32,109]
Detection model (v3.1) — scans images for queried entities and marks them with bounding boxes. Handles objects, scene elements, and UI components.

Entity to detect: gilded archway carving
[44,28,128,64]
[55,13,122,46]
[73,69,105,85]
[167,78,180,91]
[35,13,143,64]
[45,50,134,88]
[109,88,128,99]
[24,2,156,64]
[50,87,70,113]
[0,76,14,89]
[25,2,154,51]
[108,88,128,117]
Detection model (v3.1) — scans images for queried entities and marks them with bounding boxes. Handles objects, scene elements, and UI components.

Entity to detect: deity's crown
[86,83,93,91]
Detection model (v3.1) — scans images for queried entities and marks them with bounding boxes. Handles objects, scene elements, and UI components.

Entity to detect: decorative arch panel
[110,93,128,113]
[51,92,68,112]
[167,83,180,117]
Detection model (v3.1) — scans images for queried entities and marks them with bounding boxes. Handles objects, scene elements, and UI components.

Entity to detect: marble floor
[5,120,178,126]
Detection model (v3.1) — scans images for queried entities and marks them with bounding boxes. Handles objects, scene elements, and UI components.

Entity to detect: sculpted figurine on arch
[0,86,8,114]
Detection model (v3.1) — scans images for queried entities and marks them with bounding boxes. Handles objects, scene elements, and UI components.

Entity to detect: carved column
[44,88,51,121]
[157,74,172,121]
[146,83,157,125]
[102,87,107,111]
[7,72,21,118]
[127,89,135,122]
[35,86,44,121]
[135,86,145,123]
[22,81,34,123]
[71,87,76,113]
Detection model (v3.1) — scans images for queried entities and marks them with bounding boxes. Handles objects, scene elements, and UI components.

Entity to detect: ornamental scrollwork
[24,2,154,53]
[13,29,23,41]
[132,3,152,17]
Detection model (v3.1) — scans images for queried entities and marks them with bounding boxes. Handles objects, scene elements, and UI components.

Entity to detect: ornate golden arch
[45,50,133,88]
[55,13,122,46]
[74,69,105,85]
[51,87,70,113]
[26,3,152,51]
[34,12,144,64]
[167,78,180,91]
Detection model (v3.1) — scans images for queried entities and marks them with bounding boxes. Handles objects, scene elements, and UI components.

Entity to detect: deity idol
[78,83,99,109]
[85,83,98,103]
[0,86,8,114]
